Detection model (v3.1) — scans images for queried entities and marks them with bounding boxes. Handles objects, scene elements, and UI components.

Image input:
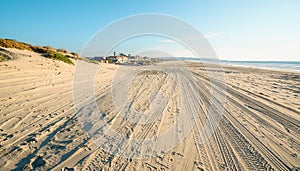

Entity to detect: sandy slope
[0,49,299,170]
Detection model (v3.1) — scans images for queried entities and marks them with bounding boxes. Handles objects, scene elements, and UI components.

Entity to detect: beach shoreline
[0,48,299,170]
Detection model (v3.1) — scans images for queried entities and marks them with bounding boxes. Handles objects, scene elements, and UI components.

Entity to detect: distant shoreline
[161,57,300,72]
[222,60,300,72]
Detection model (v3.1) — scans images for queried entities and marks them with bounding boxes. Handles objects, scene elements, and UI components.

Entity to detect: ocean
[222,61,300,72]
[162,57,300,72]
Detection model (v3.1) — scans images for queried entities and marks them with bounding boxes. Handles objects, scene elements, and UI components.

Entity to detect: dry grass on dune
[0,38,79,65]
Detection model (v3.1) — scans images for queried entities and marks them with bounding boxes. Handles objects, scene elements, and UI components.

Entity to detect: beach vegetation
[0,55,5,62]
[0,38,75,64]
[0,38,32,51]
[45,51,74,65]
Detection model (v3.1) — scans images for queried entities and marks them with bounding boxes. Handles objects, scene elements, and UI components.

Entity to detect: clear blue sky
[1,0,299,60]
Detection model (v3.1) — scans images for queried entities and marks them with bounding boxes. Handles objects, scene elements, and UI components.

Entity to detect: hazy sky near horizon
[0,0,299,61]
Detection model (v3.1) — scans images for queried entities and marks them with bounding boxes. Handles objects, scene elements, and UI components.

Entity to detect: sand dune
[0,48,299,170]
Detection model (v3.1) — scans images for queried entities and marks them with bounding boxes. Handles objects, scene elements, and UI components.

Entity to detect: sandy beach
[0,48,299,170]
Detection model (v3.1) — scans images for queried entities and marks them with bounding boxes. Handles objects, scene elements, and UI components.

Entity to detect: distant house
[129,55,141,62]
[102,53,153,65]
[150,58,159,62]
[142,57,150,61]
[117,54,128,63]
[129,56,136,62]
[136,55,142,61]
[106,54,128,64]
[106,56,118,63]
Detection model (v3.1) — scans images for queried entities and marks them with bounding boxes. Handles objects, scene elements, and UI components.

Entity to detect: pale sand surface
[0,48,299,170]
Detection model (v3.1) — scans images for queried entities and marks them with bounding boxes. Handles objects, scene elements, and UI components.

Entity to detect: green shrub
[0,55,5,62]
[46,51,74,65]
